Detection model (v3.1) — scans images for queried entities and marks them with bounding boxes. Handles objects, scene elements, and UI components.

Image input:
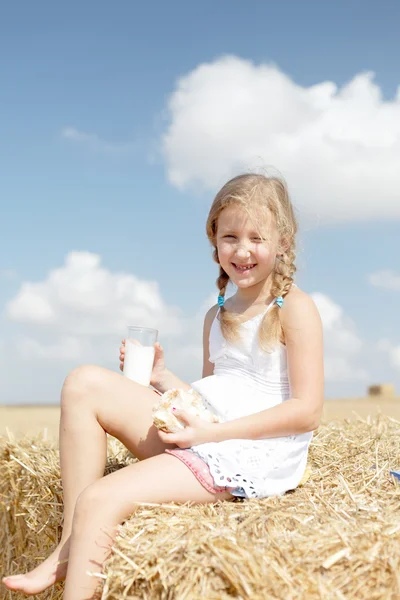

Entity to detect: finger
[119,362,124,372]
[172,409,192,426]
[158,429,177,443]
[120,347,125,354]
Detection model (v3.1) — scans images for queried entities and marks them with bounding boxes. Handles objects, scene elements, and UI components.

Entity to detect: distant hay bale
[1,416,400,599]
[368,383,395,397]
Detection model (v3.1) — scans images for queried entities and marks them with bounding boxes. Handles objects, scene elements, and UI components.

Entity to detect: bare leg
[63,453,231,600]
[2,365,176,595]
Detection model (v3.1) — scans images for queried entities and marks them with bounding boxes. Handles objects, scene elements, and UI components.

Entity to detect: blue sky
[1,0,400,404]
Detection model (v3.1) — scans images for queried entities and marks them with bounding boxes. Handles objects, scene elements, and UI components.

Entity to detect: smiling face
[215,204,280,292]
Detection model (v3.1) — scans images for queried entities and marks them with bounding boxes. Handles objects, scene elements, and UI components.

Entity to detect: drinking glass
[123,326,158,386]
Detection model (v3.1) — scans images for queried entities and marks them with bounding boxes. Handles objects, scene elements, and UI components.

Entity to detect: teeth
[235,264,255,271]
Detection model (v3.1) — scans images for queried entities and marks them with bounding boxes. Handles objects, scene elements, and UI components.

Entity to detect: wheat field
[1,397,400,440]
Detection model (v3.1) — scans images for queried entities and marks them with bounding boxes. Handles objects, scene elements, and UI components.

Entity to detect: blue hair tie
[217,295,225,307]
[275,296,284,308]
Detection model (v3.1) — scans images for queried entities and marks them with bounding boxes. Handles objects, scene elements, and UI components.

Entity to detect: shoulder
[280,286,322,332]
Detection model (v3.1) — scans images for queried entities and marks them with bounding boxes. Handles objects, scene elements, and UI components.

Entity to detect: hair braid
[216,266,229,301]
[213,248,229,298]
[213,248,242,342]
[271,247,296,298]
[259,246,296,351]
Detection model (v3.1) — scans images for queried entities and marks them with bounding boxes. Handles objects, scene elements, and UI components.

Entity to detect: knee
[73,483,103,524]
[63,364,102,393]
[61,365,105,407]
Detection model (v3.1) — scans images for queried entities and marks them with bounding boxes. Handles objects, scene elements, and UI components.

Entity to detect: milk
[123,339,155,386]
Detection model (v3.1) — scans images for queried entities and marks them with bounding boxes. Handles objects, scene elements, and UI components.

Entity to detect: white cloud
[5,251,183,337]
[368,269,400,290]
[62,127,134,154]
[8,285,55,322]
[312,293,367,382]
[391,347,400,369]
[1,253,212,402]
[377,338,400,371]
[17,336,90,361]
[162,56,400,223]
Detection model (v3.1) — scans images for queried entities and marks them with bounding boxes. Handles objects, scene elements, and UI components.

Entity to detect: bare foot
[2,539,70,595]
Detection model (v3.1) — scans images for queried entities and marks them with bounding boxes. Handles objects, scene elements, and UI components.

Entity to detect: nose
[235,243,251,258]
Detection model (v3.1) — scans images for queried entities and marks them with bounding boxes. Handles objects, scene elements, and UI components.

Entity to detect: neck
[234,277,274,307]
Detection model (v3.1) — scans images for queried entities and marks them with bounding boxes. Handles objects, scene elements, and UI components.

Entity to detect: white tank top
[191,298,291,421]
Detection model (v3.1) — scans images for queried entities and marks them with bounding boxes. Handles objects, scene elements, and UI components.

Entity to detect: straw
[1,414,399,599]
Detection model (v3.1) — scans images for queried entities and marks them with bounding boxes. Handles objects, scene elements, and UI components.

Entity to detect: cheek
[217,243,231,260]
[256,247,275,265]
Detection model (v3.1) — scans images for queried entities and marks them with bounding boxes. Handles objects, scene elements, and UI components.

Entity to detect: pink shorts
[166,448,233,495]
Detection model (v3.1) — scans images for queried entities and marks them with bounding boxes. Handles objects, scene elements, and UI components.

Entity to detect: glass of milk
[123,326,158,386]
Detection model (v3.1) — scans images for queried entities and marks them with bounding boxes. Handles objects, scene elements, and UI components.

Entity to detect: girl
[3,173,324,598]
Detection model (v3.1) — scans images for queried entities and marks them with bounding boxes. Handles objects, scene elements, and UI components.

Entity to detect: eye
[222,235,235,239]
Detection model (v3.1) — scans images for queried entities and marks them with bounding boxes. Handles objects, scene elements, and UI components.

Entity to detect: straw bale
[1,414,399,599]
[368,384,395,397]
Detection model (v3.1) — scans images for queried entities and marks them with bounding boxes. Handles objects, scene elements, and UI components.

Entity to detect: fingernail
[172,407,176,411]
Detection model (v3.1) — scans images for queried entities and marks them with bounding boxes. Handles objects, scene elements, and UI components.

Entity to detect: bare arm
[154,370,191,393]
[202,304,219,378]
[210,289,324,440]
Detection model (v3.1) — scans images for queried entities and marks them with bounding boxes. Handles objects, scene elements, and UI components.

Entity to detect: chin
[234,279,257,289]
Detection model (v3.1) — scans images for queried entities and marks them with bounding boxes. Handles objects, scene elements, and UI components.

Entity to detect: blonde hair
[206,173,297,351]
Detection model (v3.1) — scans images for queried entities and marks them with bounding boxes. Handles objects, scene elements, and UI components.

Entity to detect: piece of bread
[152,388,220,433]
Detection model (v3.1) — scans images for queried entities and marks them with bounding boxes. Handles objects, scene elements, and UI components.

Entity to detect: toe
[3,574,34,592]
[3,575,19,582]
[2,576,22,590]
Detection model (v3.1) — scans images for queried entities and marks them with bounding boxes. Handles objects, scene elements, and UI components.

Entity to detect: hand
[119,340,126,372]
[157,409,216,448]
[119,340,167,387]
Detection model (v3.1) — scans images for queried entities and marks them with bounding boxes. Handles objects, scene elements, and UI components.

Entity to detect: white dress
[189,299,313,499]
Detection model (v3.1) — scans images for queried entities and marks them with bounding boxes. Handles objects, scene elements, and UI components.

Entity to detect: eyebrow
[218,228,267,236]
